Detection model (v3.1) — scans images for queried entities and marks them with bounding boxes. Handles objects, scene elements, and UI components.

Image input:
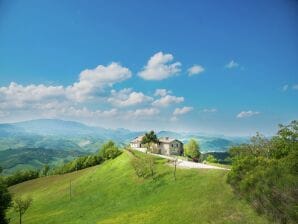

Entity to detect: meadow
[8,151,268,224]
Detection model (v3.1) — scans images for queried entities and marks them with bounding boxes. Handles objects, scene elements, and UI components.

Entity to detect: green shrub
[99,140,122,160]
[205,155,218,163]
[227,121,298,224]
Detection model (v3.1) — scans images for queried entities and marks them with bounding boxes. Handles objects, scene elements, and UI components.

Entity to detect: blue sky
[0,0,297,136]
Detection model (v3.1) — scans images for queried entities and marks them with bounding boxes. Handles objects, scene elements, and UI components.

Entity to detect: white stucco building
[130,135,184,156]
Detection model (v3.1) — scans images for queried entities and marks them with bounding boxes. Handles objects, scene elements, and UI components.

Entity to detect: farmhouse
[130,136,184,156]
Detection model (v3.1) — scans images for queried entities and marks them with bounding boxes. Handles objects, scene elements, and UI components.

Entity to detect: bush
[53,154,104,175]
[5,170,40,187]
[0,173,11,224]
[205,155,218,163]
[99,141,122,160]
[227,121,298,224]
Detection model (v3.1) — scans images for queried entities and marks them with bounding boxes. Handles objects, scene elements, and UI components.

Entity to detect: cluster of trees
[2,141,122,186]
[227,121,298,224]
[4,170,40,187]
[52,140,122,175]
[141,131,159,153]
[0,167,12,224]
[0,173,33,224]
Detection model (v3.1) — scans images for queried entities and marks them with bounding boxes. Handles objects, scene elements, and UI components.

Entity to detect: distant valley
[0,119,248,174]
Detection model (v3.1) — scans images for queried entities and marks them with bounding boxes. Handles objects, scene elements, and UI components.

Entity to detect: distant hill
[0,119,248,173]
[0,147,86,175]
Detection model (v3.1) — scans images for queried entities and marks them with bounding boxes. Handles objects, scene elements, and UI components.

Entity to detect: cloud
[282,84,289,91]
[0,82,65,109]
[170,116,178,122]
[154,89,171,97]
[292,84,298,90]
[152,94,184,107]
[128,108,160,117]
[0,63,132,109]
[188,65,205,76]
[225,60,239,69]
[173,107,193,116]
[202,108,217,113]
[67,62,132,101]
[107,88,153,107]
[236,110,260,118]
[138,52,181,80]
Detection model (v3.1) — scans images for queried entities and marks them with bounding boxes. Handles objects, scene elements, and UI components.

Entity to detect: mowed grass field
[8,151,268,224]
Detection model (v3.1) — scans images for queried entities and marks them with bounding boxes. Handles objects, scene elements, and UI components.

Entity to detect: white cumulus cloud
[107,88,153,107]
[128,108,160,117]
[67,62,132,102]
[188,65,205,76]
[138,52,181,80]
[225,60,239,69]
[236,110,260,118]
[154,89,172,97]
[173,107,193,116]
[152,95,184,107]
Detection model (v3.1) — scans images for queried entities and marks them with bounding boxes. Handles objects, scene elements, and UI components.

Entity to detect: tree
[141,131,159,153]
[145,155,156,179]
[0,177,11,224]
[13,197,33,224]
[99,140,121,160]
[130,155,156,179]
[184,139,200,161]
[41,164,50,176]
[205,155,218,163]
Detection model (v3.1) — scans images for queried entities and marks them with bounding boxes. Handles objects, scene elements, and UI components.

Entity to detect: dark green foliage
[1,141,122,186]
[141,131,159,153]
[53,141,121,175]
[0,177,11,224]
[227,121,298,224]
[53,154,103,175]
[200,152,230,164]
[5,170,40,187]
[41,164,50,176]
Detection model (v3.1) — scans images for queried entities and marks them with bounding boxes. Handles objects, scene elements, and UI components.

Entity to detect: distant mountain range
[0,119,249,152]
[0,119,249,174]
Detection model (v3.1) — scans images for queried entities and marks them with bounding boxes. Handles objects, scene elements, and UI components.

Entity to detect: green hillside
[8,151,268,224]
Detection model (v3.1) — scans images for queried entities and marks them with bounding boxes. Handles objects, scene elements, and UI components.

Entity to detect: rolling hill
[7,151,268,224]
[0,119,249,174]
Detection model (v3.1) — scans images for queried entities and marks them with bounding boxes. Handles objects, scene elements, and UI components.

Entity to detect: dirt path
[132,148,230,170]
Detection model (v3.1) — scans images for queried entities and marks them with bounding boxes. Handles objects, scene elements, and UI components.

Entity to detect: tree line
[227,121,297,224]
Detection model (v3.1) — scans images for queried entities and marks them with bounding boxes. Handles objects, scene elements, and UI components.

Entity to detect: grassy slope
[8,151,268,224]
